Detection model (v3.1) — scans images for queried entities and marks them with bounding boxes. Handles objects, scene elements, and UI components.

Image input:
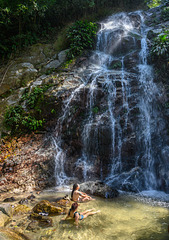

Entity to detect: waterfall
[52,11,168,193]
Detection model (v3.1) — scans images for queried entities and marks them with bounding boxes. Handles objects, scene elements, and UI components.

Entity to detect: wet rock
[56,199,72,208]
[0,228,30,240]
[80,181,119,198]
[13,205,31,215]
[32,200,62,215]
[30,213,53,228]
[128,13,141,29]
[108,167,145,192]
[124,51,140,73]
[108,60,122,70]
[26,220,40,232]
[18,198,28,205]
[3,197,16,202]
[27,194,36,200]
[0,204,13,217]
[38,217,53,228]
[0,212,10,227]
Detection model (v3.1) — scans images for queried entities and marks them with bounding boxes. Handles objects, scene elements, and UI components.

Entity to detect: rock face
[0,62,38,96]
[49,9,169,193]
[0,6,168,194]
[80,181,119,198]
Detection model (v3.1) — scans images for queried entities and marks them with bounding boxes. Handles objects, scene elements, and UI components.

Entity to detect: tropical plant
[4,85,52,134]
[66,20,97,59]
[151,30,169,57]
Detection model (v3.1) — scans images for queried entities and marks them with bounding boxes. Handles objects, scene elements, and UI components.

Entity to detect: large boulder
[0,62,38,96]
[32,200,63,215]
[13,205,31,215]
[58,49,68,63]
[44,60,61,69]
[80,181,119,198]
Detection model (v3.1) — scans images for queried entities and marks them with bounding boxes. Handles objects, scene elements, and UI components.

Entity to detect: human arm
[74,214,79,227]
[78,191,94,200]
[61,214,70,220]
[78,191,88,198]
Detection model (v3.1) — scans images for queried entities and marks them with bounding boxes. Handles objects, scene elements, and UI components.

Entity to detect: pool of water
[25,189,169,240]
[1,189,169,240]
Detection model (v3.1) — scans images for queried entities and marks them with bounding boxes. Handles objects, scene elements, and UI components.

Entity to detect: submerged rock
[0,211,10,227]
[18,198,28,205]
[80,181,119,198]
[3,197,16,202]
[0,204,13,227]
[56,198,72,208]
[26,220,40,232]
[30,213,53,228]
[27,194,36,200]
[0,204,13,217]
[0,228,30,240]
[32,200,62,215]
[13,205,31,215]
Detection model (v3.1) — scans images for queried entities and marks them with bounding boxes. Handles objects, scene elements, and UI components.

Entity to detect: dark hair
[71,202,78,211]
[68,202,78,216]
[71,183,79,198]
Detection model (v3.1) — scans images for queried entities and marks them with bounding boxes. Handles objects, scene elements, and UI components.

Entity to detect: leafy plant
[4,85,52,134]
[151,30,169,57]
[92,106,99,114]
[145,0,161,8]
[66,20,97,59]
[161,6,169,21]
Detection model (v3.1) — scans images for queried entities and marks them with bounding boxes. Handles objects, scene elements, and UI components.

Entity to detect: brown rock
[32,200,62,215]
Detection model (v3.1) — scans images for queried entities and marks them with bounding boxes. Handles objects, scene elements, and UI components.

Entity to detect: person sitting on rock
[71,183,94,202]
[62,202,100,227]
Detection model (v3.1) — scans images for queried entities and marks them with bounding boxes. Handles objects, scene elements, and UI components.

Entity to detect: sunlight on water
[27,191,169,240]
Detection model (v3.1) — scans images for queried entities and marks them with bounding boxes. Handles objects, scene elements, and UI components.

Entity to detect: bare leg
[81,197,90,202]
[83,210,100,219]
[81,209,95,215]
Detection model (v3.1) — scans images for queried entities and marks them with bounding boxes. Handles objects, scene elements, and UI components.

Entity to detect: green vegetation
[151,30,169,57]
[0,0,145,60]
[161,6,169,21]
[4,85,52,134]
[66,21,97,59]
[149,0,169,72]
[92,106,99,114]
[146,0,161,8]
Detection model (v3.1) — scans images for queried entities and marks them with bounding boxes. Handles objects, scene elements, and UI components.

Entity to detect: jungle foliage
[66,21,97,59]
[4,85,52,134]
[0,0,145,59]
[150,0,169,70]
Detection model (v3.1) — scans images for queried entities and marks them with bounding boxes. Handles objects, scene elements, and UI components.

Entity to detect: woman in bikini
[62,202,100,226]
[71,183,95,202]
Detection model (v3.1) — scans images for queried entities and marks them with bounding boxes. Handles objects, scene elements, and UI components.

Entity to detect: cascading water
[52,11,169,193]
